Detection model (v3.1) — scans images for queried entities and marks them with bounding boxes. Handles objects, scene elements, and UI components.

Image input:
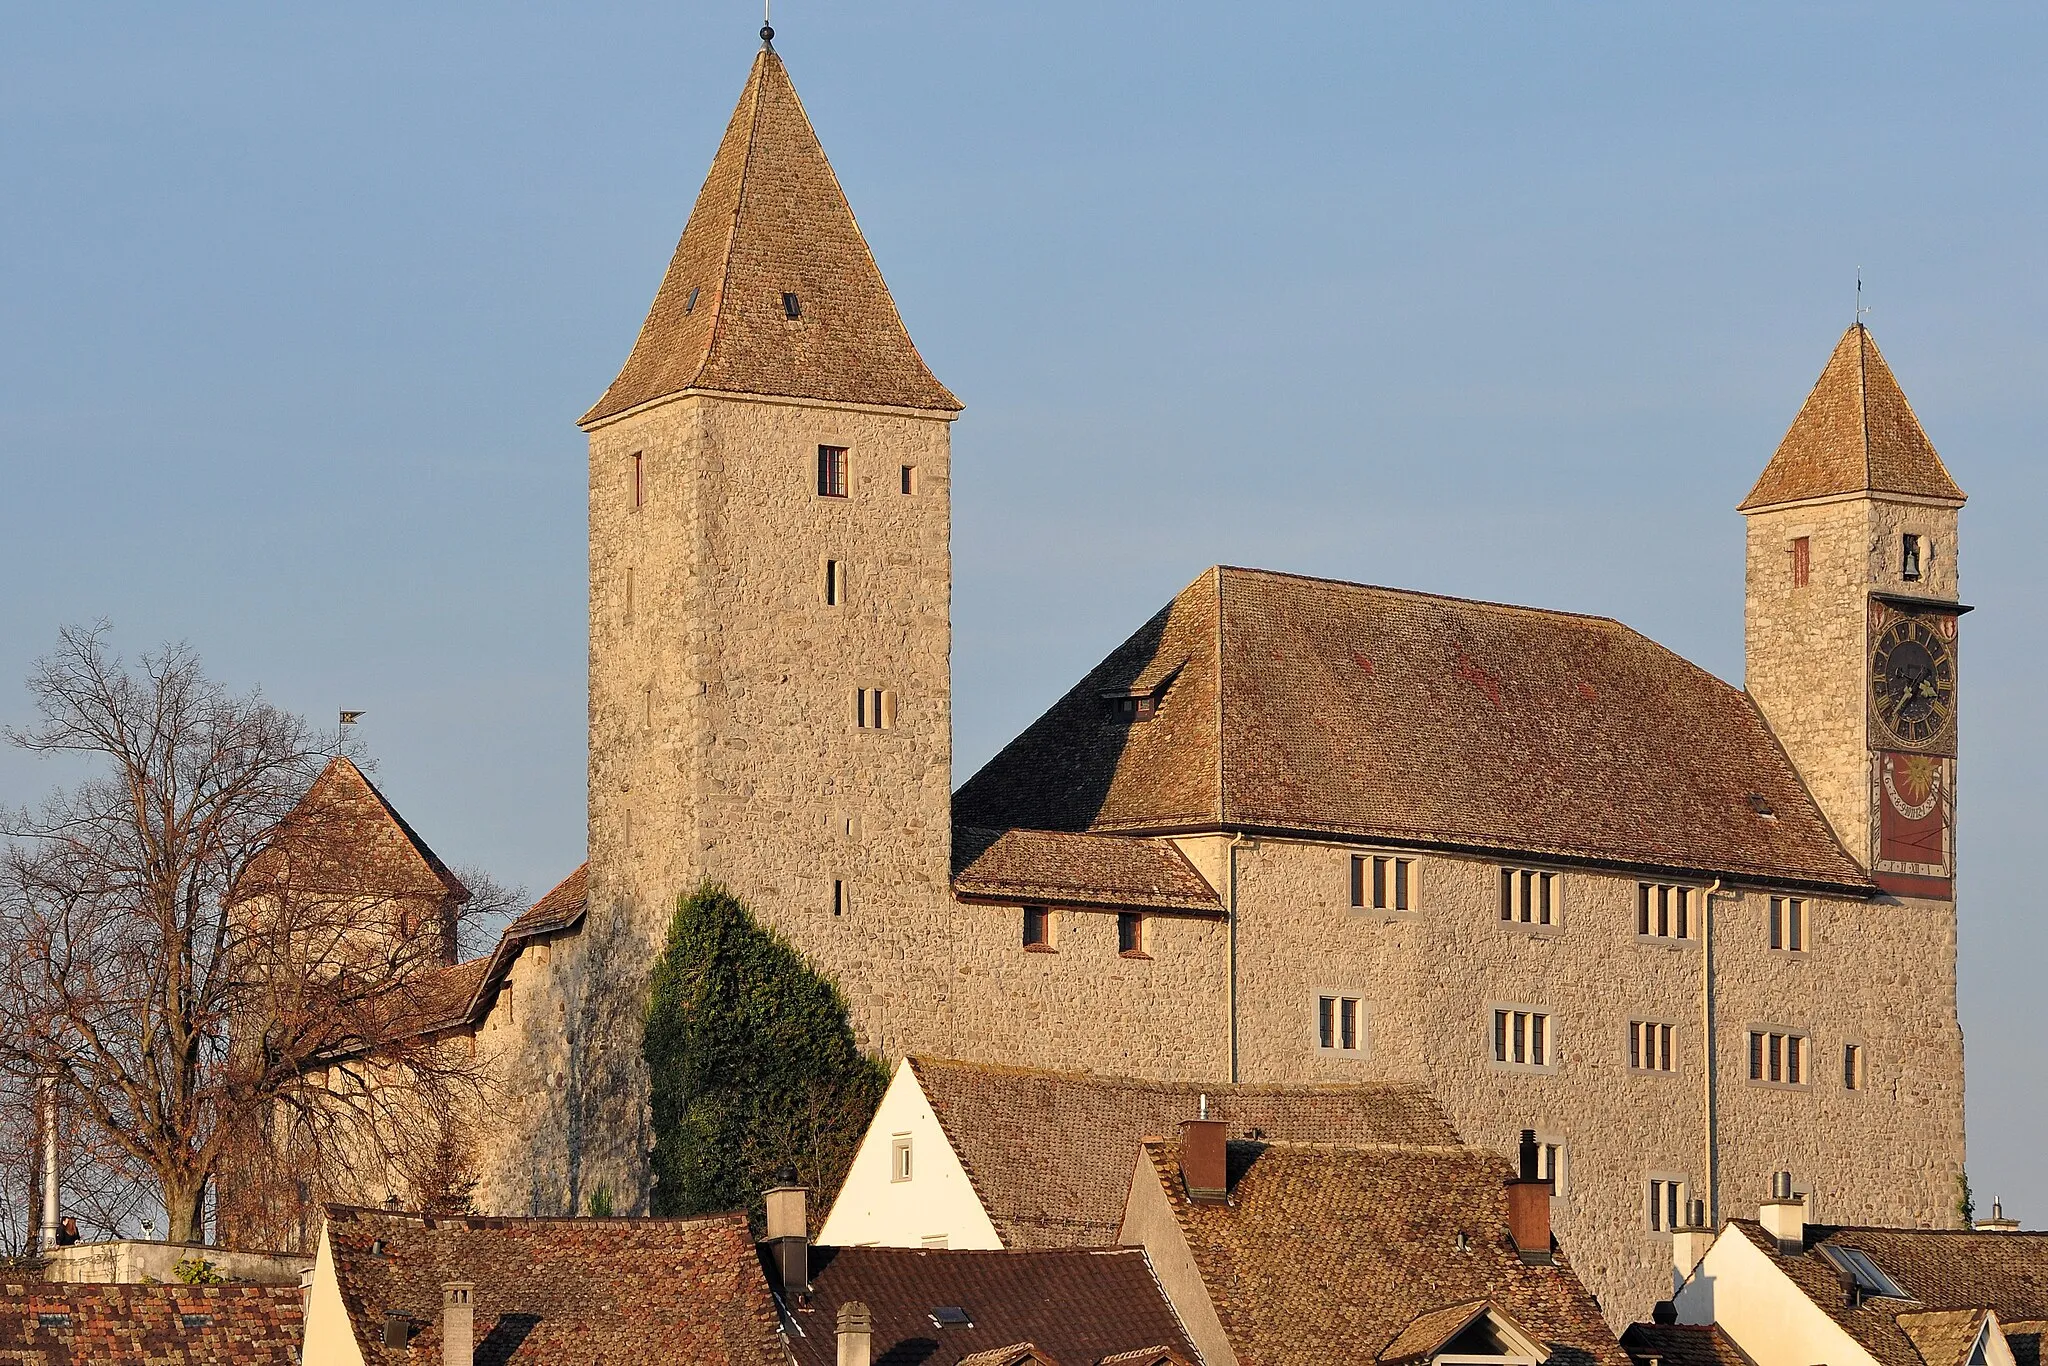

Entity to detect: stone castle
[282,32,1972,1325]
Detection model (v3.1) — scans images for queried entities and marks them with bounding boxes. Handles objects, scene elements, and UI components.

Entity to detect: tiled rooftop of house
[773,1245,1197,1366]
[323,1205,783,1366]
[951,827,1223,914]
[1620,1321,1757,1366]
[1135,1138,1627,1365]
[909,1057,1458,1248]
[953,564,1874,893]
[0,1283,302,1365]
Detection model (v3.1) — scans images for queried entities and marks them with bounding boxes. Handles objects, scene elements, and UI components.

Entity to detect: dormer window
[1102,690,1159,722]
[1902,533,1923,581]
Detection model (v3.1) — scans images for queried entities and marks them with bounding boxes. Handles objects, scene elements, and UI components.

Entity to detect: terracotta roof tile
[907,1058,1457,1249]
[324,1205,783,1366]
[1619,1322,1757,1366]
[955,566,1870,894]
[1739,324,1964,510]
[583,46,958,424]
[1140,1139,1627,1366]
[0,1283,302,1364]
[952,828,1222,914]
[779,1246,1196,1366]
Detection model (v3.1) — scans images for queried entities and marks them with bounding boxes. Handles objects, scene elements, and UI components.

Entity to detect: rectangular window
[1792,536,1810,587]
[631,452,644,509]
[1492,1008,1552,1069]
[1499,868,1558,926]
[1648,1178,1687,1232]
[1350,854,1414,912]
[1748,1030,1809,1086]
[891,1134,913,1182]
[1844,1043,1865,1091]
[782,290,803,319]
[855,688,899,730]
[1637,883,1696,941]
[824,559,844,607]
[831,879,847,917]
[1117,912,1146,957]
[1629,1021,1676,1073]
[1536,1139,1566,1198]
[900,464,919,495]
[1769,897,1806,952]
[1318,995,1362,1052]
[817,445,848,498]
[1902,533,1922,581]
[1023,906,1053,951]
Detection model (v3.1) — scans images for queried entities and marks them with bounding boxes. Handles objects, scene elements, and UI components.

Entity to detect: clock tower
[1741,324,1966,895]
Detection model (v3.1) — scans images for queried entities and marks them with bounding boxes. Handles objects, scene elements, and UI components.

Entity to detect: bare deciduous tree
[0,626,491,1246]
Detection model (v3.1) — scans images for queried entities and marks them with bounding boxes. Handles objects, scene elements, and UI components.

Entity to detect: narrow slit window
[824,559,844,606]
[817,445,848,498]
[1118,912,1145,957]
[900,464,918,495]
[831,879,847,917]
[1792,536,1810,587]
[631,452,644,509]
[1023,906,1052,950]
[1844,1043,1865,1091]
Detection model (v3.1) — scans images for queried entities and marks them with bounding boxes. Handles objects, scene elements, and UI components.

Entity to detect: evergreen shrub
[643,882,887,1228]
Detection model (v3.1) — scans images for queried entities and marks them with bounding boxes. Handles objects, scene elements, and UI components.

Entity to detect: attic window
[685,286,700,315]
[930,1306,973,1329]
[37,1313,71,1330]
[382,1312,411,1347]
[1817,1244,1907,1299]
[181,1314,214,1329]
[1747,793,1775,818]
[782,291,802,319]
[1103,692,1158,722]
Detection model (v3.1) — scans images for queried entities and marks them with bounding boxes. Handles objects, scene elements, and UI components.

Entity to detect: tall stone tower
[1742,324,1966,895]
[574,32,962,1211]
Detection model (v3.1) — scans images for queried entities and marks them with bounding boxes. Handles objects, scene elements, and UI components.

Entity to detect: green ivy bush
[643,883,887,1229]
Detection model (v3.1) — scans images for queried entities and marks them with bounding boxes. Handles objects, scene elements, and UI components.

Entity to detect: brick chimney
[837,1299,873,1366]
[1759,1171,1808,1254]
[1671,1198,1715,1291]
[1506,1130,1553,1265]
[764,1176,810,1295]
[441,1282,474,1366]
[1179,1094,1228,1204]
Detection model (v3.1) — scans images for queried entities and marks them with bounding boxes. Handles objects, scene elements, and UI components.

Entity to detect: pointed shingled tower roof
[581,45,959,426]
[1740,323,1964,510]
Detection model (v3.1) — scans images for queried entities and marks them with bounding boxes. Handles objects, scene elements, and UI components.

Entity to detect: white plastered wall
[818,1059,1002,1249]
[300,1221,368,1366]
[1674,1227,1875,1366]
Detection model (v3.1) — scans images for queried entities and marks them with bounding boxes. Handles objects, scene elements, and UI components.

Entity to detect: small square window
[1629,1020,1676,1073]
[1117,912,1146,957]
[900,464,919,495]
[1499,868,1558,927]
[817,445,848,498]
[1317,995,1363,1053]
[890,1134,912,1182]
[1748,1029,1809,1087]
[1491,1006,1553,1069]
[1637,883,1697,942]
[782,291,802,319]
[1792,536,1810,587]
[854,688,898,730]
[1023,906,1054,951]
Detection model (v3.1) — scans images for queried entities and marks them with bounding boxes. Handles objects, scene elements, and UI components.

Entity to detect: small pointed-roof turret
[582,44,959,426]
[1740,323,1964,510]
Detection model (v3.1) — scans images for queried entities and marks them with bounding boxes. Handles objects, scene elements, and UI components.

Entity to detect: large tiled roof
[582,45,958,424]
[0,1283,302,1364]
[908,1057,1458,1249]
[952,828,1223,914]
[323,1205,783,1366]
[953,566,1872,894]
[1138,1139,1627,1366]
[1729,1220,2048,1366]
[1740,324,1964,510]
[777,1246,1197,1366]
[1619,1322,1757,1366]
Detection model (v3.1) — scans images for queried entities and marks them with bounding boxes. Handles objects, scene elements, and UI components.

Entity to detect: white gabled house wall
[818,1059,1003,1250]
[300,1220,368,1366]
[1674,1228,1874,1366]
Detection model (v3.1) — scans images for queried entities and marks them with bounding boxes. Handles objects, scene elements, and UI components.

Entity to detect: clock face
[1871,616,1957,748]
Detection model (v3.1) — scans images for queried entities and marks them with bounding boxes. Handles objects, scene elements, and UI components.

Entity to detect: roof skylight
[1817,1244,1908,1299]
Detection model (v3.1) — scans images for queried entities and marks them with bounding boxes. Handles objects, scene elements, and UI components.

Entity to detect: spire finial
[1856,268,1871,329]
[761,0,774,48]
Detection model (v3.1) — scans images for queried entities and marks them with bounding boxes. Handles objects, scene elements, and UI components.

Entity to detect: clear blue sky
[4,4,2043,1218]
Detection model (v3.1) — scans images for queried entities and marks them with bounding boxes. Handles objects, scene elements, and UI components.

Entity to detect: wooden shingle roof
[954,566,1873,894]
[1740,324,1964,510]
[582,44,958,425]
